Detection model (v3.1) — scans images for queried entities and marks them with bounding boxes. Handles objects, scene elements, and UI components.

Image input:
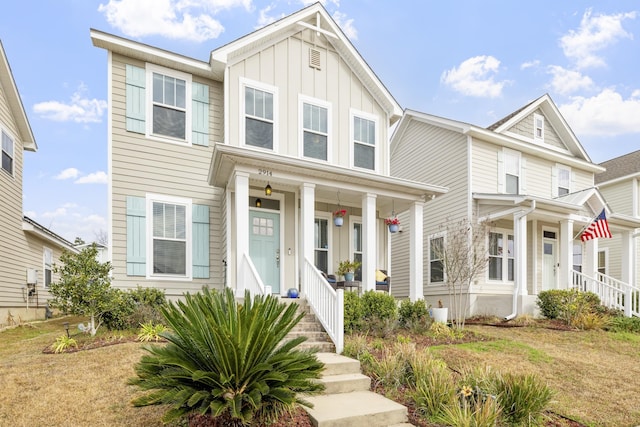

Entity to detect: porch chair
[320,270,338,289]
[375,270,391,293]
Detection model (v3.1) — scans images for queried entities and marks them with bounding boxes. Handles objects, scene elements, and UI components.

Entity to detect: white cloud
[28,204,107,243]
[98,0,253,41]
[75,171,108,184]
[547,65,595,95]
[520,60,540,70]
[256,4,283,28]
[560,9,637,69]
[41,207,68,219]
[332,11,357,40]
[23,210,37,218]
[54,167,81,180]
[559,88,640,136]
[441,56,508,98]
[33,83,106,123]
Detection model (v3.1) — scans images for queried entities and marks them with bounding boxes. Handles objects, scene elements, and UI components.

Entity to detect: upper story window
[2,130,14,175]
[146,64,192,143]
[488,231,514,281]
[351,110,377,171]
[557,165,571,196]
[242,79,277,150]
[43,247,53,288]
[504,149,521,194]
[301,96,330,161]
[429,235,444,283]
[534,113,544,142]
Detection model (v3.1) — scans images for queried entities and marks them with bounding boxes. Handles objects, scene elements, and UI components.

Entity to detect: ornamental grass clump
[129,288,325,426]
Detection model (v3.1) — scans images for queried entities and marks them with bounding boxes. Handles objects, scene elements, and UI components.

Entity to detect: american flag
[581,209,612,241]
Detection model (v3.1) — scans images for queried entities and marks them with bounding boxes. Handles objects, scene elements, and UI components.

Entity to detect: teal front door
[249,210,280,294]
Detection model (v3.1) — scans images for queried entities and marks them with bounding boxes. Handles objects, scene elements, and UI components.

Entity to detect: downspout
[505,200,536,321]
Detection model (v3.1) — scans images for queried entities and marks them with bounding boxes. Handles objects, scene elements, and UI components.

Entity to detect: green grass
[432,339,553,364]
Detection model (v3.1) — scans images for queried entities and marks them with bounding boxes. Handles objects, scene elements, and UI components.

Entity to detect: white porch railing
[303,257,344,354]
[240,253,271,297]
[572,271,639,317]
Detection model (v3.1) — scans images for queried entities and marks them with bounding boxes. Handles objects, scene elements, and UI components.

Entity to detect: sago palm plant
[129,288,325,425]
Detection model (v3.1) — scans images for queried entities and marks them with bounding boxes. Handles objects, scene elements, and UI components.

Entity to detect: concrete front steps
[282,297,335,352]
[304,352,412,427]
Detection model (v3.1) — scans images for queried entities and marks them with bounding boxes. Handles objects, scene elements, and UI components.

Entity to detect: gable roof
[486,94,592,163]
[595,149,640,185]
[0,40,36,151]
[22,216,77,252]
[210,2,402,123]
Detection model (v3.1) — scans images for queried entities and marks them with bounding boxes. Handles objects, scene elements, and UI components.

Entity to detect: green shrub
[101,289,136,330]
[129,288,324,425]
[410,357,455,418]
[605,315,640,333]
[52,335,78,353]
[369,347,407,389]
[494,372,554,426]
[130,286,167,307]
[399,299,432,333]
[137,321,168,342]
[361,290,397,322]
[103,287,168,331]
[434,396,502,427]
[537,289,602,326]
[344,290,364,333]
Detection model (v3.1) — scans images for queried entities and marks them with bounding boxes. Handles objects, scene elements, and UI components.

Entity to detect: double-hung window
[429,236,444,283]
[243,79,276,150]
[2,130,14,175]
[504,149,520,194]
[314,217,329,273]
[148,64,190,142]
[557,165,571,196]
[534,113,544,142]
[43,248,53,288]
[352,220,363,281]
[352,111,377,170]
[147,195,191,278]
[302,97,329,161]
[488,231,514,281]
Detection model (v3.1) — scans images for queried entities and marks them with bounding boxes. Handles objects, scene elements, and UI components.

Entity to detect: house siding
[600,180,633,216]
[110,54,224,298]
[507,109,565,150]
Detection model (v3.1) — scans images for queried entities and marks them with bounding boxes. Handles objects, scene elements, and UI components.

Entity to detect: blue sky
[1,0,639,243]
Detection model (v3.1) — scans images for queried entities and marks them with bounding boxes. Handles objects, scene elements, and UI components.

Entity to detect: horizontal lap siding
[110,55,224,297]
[390,121,468,298]
[600,181,632,215]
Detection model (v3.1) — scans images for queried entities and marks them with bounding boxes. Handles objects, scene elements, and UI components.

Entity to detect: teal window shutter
[125,64,146,134]
[126,196,146,276]
[192,204,210,278]
[192,82,209,146]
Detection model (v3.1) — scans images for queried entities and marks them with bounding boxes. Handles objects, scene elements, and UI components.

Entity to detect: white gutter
[505,200,536,321]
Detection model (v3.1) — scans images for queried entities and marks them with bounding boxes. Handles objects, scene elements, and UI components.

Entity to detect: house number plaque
[258,168,273,176]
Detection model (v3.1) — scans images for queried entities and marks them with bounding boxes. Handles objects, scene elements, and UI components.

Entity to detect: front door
[542,230,558,291]
[249,210,280,294]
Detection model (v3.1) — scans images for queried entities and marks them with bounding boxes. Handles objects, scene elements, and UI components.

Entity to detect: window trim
[299,95,331,162]
[503,148,521,195]
[428,233,445,284]
[145,193,192,281]
[534,113,544,142]
[556,164,571,196]
[145,63,192,145]
[349,109,379,172]
[240,77,279,152]
[487,229,515,283]
[1,128,15,177]
[597,248,608,276]
[314,211,332,274]
[43,247,53,288]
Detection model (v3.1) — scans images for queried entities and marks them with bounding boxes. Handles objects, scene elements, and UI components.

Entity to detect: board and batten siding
[227,29,389,174]
[110,54,224,298]
[390,120,468,298]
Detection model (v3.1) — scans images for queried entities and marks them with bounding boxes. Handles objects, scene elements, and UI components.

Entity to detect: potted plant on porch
[385,216,400,233]
[333,209,347,227]
[336,259,361,282]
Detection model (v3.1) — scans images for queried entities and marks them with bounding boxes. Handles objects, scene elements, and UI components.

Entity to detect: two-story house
[90,1,446,324]
[390,94,640,318]
[596,151,640,288]
[0,41,77,326]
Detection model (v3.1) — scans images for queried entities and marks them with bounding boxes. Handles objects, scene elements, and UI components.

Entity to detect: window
[245,84,275,150]
[488,231,514,281]
[147,195,191,278]
[557,165,571,196]
[302,99,329,161]
[429,236,444,283]
[534,113,544,141]
[2,130,13,175]
[43,248,53,288]
[573,243,582,273]
[314,218,329,273]
[597,250,607,275]
[352,221,363,281]
[148,64,191,141]
[504,149,520,194]
[352,111,377,170]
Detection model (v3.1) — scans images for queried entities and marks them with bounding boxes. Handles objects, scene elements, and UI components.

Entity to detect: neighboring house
[390,94,640,318]
[90,2,446,313]
[75,242,109,264]
[0,41,77,327]
[596,151,640,288]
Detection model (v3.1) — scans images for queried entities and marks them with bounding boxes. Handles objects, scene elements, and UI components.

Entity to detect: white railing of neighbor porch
[304,258,344,354]
[240,253,271,297]
[572,270,639,317]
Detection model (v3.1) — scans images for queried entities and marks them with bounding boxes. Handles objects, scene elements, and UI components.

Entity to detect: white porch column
[583,239,599,282]
[362,193,377,293]
[300,183,315,297]
[514,212,528,297]
[409,200,424,302]
[621,230,633,285]
[559,220,573,289]
[234,171,250,296]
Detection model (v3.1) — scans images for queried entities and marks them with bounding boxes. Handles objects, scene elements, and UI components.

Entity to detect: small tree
[49,244,113,336]
[433,218,489,329]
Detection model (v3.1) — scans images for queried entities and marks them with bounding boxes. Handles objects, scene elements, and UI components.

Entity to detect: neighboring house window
[147,64,192,142]
[2,130,13,175]
[43,248,53,288]
[504,149,520,194]
[488,231,514,281]
[557,165,571,196]
[429,236,444,283]
[534,113,544,141]
[314,217,329,273]
[243,79,276,150]
[301,97,329,161]
[351,111,377,170]
[597,249,607,275]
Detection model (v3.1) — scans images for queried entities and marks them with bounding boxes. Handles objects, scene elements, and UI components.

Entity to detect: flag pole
[573,210,601,241]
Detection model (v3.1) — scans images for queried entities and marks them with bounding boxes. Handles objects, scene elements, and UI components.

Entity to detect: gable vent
[309,48,321,70]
